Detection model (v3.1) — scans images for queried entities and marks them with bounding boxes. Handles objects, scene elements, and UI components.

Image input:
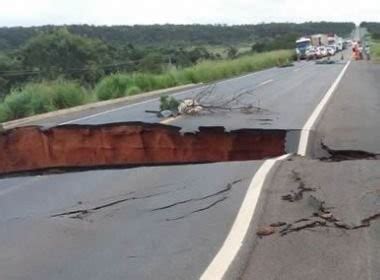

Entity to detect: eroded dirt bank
[0,122,290,176]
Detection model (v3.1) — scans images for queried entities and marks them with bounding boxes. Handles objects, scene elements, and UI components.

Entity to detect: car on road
[316,46,328,58]
[326,45,336,56]
[305,47,317,60]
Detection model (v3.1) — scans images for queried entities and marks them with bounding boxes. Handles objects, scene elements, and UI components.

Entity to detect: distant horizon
[0,21,364,29]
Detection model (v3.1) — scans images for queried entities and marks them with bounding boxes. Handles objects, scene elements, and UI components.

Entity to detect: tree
[138,52,165,73]
[19,28,112,84]
[0,53,24,99]
[227,46,238,59]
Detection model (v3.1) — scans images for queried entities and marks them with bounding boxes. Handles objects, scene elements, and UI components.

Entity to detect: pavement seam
[297,60,351,156]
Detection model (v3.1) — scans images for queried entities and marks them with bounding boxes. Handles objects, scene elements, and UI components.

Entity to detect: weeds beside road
[371,40,380,61]
[0,50,293,123]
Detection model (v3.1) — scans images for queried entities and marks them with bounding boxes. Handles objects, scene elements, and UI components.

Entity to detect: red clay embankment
[0,123,288,176]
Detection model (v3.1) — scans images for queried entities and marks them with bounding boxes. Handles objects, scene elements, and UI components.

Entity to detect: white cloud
[0,0,378,26]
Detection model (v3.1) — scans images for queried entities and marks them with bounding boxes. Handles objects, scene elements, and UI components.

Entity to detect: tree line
[0,22,355,51]
[360,22,380,39]
[0,22,355,99]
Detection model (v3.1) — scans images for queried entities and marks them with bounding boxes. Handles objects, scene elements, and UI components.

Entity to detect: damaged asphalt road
[0,161,262,280]
[1,55,380,280]
[242,61,380,280]
[243,158,380,280]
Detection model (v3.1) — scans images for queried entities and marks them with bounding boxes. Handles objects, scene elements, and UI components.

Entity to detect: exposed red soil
[0,123,287,175]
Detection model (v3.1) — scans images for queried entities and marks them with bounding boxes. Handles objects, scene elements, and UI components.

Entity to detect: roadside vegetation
[0,49,293,122]
[371,41,380,61]
[360,22,380,61]
[0,22,355,122]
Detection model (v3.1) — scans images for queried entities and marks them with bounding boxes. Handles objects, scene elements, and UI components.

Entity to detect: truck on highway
[295,37,312,59]
[327,34,343,51]
[311,34,329,47]
[296,33,344,60]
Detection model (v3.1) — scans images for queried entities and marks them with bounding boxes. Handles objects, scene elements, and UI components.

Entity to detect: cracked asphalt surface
[0,162,261,280]
[242,61,380,280]
[1,50,380,279]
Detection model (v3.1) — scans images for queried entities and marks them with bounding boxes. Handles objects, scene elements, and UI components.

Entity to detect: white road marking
[200,154,291,280]
[60,75,276,125]
[59,88,199,125]
[293,68,301,72]
[297,60,351,156]
[258,79,274,86]
[219,67,275,84]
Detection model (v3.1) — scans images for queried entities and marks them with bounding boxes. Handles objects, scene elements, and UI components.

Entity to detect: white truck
[311,34,329,47]
[295,37,313,59]
[296,33,344,60]
[327,34,343,51]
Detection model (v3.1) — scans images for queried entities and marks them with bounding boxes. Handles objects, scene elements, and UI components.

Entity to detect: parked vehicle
[296,37,312,59]
[317,46,328,58]
[326,46,336,56]
[305,47,317,60]
[296,33,342,60]
[311,34,329,47]
[327,34,343,52]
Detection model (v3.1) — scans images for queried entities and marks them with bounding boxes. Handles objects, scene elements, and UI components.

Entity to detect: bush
[95,74,131,100]
[51,81,86,109]
[0,104,9,123]
[371,41,380,60]
[131,74,155,91]
[0,80,86,121]
[127,86,142,96]
[0,49,294,122]
[2,90,33,119]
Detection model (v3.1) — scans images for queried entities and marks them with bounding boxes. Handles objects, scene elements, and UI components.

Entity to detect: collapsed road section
[0,122,299,176]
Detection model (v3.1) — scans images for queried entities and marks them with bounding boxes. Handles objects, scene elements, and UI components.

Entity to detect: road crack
[281,171,316,202]
[258,170,380,237]
[51,190,171,219]
[151,179,243,212]
[320,142,379,161]
[166,196,228,221]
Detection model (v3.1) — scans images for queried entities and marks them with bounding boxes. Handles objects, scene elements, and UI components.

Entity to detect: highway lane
[0,161,263,280]
[0,57,355,280]
[20,66,291,127]
[24,60,336,129]
[170,61,348,132]
[241,60,380,279]
[241,158,380,280]
[312,61,380,155]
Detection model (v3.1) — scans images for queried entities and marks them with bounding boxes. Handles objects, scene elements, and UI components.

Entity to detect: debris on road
[178,99,204,115]
[153,85,266,119]
[160,95,180,112]
[315,59,337,65]
[257,226,276,237]
[281,171,316,202]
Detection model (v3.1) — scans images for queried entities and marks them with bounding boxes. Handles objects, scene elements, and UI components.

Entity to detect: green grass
[0,50,294,122]
[371,40,380,61]
[0,80,87,121]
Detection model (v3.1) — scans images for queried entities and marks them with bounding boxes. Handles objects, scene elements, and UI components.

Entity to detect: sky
[0,0,378,27]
